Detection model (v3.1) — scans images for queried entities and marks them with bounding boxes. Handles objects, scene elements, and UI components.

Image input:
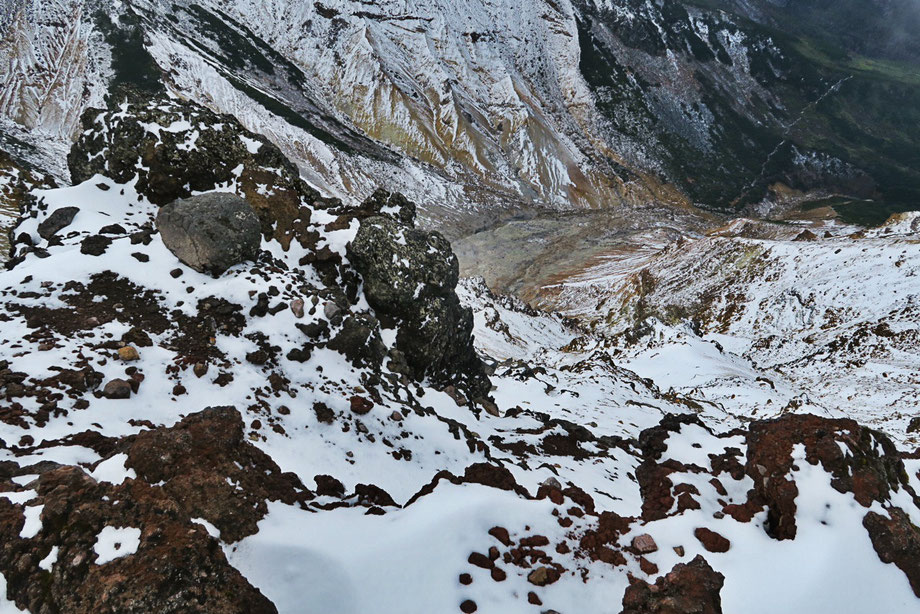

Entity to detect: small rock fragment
[527,566,550,586]
[291,298,305,318]
[102,379,132,399]
[80,234,112,256]
[631,534,658,554]
[118,346,140,361]
[38,206,80,239]
[468,552,492,569]
[694,528,731,553]
[350,395,374,415]
[488,526,512,547]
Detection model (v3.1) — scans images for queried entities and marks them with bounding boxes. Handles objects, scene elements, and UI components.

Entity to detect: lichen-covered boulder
[347,192,490,398]
[68,94,333,249]
[156,193,261,275]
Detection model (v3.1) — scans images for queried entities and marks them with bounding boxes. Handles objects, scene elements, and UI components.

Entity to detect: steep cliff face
[3,0,919,227]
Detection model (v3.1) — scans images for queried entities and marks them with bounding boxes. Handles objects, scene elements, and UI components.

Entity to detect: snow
[0,573,24,613]
[18,505,42,539]
[226,486,627,614]
[192,518,221,540]
[0,491,36,505]
[38,547,58,571]
[89,454,137,485]
[93,526,142,565]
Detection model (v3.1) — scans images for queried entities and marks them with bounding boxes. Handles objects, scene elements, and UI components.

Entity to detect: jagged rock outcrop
[156,193,261,275]
[743,414,912,541]
[347,190,490,398]
[67,94,334,249]
[620,555,725,614]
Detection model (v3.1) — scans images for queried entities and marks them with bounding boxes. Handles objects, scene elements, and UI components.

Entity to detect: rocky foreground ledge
[0,94,918,613]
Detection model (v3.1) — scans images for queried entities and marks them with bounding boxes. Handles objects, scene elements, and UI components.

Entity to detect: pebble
[291,298,305,318]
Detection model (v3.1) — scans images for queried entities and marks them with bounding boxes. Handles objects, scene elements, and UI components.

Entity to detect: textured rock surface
[67,95,333,249]
[620,555,725,614]
[744,414,909,541]
[0,466,278,614]
[156,193,261,275]
[347,191,490,398]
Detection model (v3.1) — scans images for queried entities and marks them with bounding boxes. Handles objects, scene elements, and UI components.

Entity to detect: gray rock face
[347,198,490,398]
[156,193,261,275]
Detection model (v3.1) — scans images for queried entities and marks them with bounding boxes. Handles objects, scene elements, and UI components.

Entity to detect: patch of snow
[93,526,142,565]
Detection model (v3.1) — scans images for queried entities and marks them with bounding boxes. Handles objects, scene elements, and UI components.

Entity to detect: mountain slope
[3,0,920,233]
[0,97,918,612]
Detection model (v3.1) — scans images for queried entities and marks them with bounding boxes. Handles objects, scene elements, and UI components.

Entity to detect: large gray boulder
[156,193,261,275]
[347,193,490,398]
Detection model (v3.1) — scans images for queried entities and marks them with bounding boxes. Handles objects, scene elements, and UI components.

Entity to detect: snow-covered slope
[538,215,920,444]
[0,96,918,613]
[6,0,920,235]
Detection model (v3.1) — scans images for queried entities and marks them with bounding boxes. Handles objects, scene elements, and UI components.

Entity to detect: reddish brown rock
[863,509,920,597]
[694,528,730,553]
[745,414,908,541]
[122,406,311,542]
[621,555,725,614]
[349,395,374,414]
[460,599,477,613]
[0,466,277,614]
[489,526,512,546]
[631,534,658,554]
[579,511,633,566]
[468,552,493,569]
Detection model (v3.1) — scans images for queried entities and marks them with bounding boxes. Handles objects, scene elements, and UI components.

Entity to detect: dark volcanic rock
[37,207,79,240]
[347,192,489,397]
[67,95,334,249]
[156,193,261,275]
[620,555,725,614]
[101,378,132,399]
[80,234,112,256]
[326,313,386,368]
